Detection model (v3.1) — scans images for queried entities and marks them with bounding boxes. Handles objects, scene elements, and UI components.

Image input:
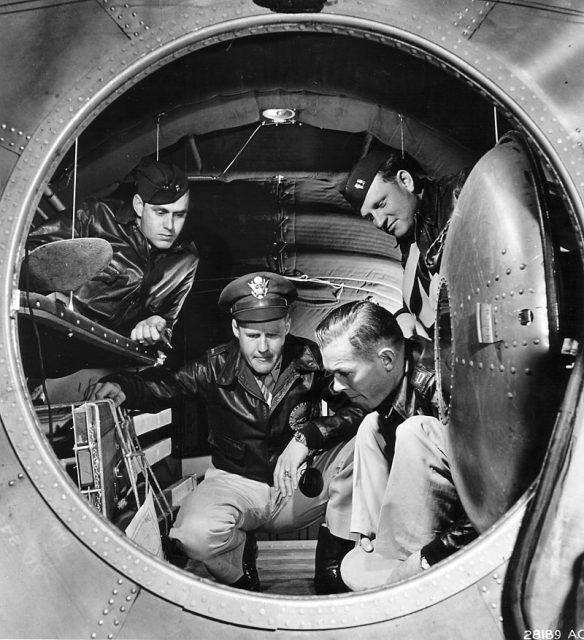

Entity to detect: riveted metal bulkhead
[439,131,564,533]
[0,1,582,637]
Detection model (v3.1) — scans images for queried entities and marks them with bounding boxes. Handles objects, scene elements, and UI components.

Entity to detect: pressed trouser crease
[169,437,355,583]
[342,416,463,590]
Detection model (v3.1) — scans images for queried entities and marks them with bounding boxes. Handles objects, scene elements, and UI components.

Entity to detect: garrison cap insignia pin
[354,178,366,190]
[161,183,182,193]
[248,275,270,299]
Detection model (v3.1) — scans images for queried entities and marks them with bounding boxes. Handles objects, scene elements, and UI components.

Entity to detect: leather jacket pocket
[210,432,246,460]
[93,262,121,284]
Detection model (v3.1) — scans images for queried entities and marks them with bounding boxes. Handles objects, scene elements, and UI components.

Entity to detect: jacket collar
[416,177,441,231]
[114,199,137,224]
[377,336,433,421]
[216,335,320,388]
[395,177,437,254]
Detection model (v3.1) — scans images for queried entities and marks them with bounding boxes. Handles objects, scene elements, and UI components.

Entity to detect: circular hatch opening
[3,6,583,633]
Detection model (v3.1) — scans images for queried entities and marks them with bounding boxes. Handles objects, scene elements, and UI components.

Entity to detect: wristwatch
[293,430,308,447]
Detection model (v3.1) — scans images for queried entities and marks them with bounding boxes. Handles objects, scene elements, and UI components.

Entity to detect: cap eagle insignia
[248,276,270,299]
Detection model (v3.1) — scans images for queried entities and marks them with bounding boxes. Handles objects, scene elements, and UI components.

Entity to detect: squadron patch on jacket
[289,402,320,431]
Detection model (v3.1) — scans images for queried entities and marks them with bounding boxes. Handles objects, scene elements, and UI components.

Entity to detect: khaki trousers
[343,415,463,590]
[169,437,355,584]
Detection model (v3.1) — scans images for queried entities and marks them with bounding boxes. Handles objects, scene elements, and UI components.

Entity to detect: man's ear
[378,346,396,372]
[231,318,240,340]
[132,194,144,219]
[396,170,415,193]
[284,314,291,335]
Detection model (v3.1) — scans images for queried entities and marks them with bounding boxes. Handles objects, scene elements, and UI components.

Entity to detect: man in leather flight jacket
[28,158,199,345]
[344,148,470,338]
[315,300,476,591]
[86,272,364,593]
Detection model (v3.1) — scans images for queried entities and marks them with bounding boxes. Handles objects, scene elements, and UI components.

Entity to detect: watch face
[420,555,431,570]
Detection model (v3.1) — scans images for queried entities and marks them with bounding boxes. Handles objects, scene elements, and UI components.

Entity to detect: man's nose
[162,213,174,231]
[258,336,269,352]
[332,376,348,393]
[370,211,385,229]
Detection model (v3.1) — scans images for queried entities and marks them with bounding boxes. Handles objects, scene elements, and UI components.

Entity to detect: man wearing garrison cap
[87,271,364,593]
[344,148,470,338]
[28,157,198,345]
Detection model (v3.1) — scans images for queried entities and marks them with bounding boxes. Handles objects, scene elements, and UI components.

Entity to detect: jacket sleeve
[297,373,365,450]
[410,336,441,419]
[157,249,199,332]
[27,202,96,249]
[101,355,213,413]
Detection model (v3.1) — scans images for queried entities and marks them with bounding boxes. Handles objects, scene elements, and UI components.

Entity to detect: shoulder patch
[411,367,435,396]
[289,402,320,430]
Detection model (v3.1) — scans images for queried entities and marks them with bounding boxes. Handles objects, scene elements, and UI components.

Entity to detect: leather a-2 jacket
[395,169,470,331]
[375,335,439,447]
[28,198,199,337]
[402,169,471,275]
[104,334,364,484]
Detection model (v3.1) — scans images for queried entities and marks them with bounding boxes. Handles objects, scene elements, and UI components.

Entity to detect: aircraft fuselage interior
[2,1,584,639]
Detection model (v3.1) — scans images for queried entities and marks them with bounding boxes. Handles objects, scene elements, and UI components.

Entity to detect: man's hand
[359,535,374,553]
[385,550,424,584]
[273,437,310,497]
[131,315,167,345]
[84,381,126,407]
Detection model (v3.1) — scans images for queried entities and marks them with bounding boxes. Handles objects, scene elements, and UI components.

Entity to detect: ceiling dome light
[262,108,296,123]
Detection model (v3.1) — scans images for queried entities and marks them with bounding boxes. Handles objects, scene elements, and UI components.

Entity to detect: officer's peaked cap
[219,271,297,323]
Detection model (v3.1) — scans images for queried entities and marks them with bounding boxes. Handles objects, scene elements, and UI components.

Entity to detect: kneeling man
[315,300,475,590]
[87,272,363,593]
